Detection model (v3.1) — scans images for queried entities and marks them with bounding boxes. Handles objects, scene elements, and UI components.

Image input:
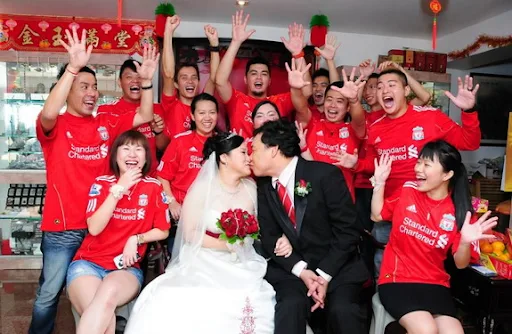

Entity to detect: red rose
[299,179,307,187]
[225,223,237,238]
[234,209,244,221]
[238,224,247,238]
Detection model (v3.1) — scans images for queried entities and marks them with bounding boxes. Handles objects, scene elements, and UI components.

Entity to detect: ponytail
[451,163,474,229]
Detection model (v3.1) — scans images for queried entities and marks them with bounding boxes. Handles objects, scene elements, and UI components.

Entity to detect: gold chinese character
[52,26,63,46]
[17,24,40,45]
[114,30,131,48]
[86,28,99,48]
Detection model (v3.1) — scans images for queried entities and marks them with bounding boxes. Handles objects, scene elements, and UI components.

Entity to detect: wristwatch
[110,184,126,199]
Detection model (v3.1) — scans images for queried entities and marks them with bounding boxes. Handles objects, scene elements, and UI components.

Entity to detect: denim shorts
[66,260,144,288]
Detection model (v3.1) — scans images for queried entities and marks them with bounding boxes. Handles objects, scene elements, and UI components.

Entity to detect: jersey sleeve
[36,112,59,145]
[85,178,111,219]
[152,184,172,230]
[271,92,294,118]
[157,137,180,181]
[160,93,178,112]
[435,110,481,151]
[224,87,242,118]
[380,188,402,222]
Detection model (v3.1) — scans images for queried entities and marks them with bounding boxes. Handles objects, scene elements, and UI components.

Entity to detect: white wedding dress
[125,155,276,334]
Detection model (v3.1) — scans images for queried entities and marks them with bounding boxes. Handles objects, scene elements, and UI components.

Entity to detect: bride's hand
[274,234,292,258]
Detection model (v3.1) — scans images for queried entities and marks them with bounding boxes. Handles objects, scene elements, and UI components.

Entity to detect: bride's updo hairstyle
[203,132,245,167]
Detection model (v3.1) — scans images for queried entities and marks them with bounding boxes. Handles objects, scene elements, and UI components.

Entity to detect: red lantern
[310,14,329,55]
[430,0,442,50]
[155,3,176,38]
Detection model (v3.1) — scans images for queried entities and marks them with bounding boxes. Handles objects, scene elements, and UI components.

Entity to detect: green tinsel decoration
[155,3,176,16]
[309,14,330,28]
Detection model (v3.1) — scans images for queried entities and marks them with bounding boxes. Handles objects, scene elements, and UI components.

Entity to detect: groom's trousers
[274,279,367,334]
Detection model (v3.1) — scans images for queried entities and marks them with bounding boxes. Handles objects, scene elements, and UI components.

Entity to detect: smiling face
[221,141,251,178]
[364,77,379,108]
[119,68,141,103]
[192,100,218,136]
[253,103,280,129]
[312,75,329,106]
[323,88,349,123]
[245,64,270,98]
[414,155,453,194]
[67,72,99,117]
[175,66,199,100]
[116,141,146,175]
[377,73,410,117]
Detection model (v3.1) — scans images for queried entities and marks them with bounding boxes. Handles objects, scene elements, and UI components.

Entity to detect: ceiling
[1,0,512,39]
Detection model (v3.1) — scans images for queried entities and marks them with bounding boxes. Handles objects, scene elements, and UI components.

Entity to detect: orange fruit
[497,253,510,262]
[481,242,493,254]
[492,241,506,253]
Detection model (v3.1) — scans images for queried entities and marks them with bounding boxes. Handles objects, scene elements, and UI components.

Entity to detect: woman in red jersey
[157,93,219,221]
[66,130,170,334]
[291,59,366,202]
[371,140,497,334]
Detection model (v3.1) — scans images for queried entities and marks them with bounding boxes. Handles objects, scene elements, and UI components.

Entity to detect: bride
[125,131,290,333]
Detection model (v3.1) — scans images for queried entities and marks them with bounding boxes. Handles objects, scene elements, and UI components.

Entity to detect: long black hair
[190,93,218,131]
[202,132,245,167]
[419,140,473,229]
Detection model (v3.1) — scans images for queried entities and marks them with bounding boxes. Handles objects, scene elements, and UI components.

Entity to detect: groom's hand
[300,270,325,311]
[311,277,328,311]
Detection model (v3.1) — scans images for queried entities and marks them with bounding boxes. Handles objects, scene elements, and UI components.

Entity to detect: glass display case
[0,51,130,266]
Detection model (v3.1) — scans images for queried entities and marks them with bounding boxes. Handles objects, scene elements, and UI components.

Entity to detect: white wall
[437,9,512,55]
[174,21,431,67]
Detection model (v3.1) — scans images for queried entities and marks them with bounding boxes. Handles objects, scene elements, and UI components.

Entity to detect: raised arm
[315,34,341,82]
[370,154,392,222]
[132,44,159,127]
[203,25,220,95]
[287,58,312,125]
[281,22,312,98]
[41,27,92,133]
[216,10,255,103]
[162,15,181,97]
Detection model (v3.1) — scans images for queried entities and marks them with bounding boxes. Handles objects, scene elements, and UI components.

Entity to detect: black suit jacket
[257,157,369,291]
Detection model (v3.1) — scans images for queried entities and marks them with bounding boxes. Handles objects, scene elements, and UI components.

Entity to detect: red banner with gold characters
[0,14,157,54]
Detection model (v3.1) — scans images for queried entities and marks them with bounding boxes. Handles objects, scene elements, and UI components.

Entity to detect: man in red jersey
[216,10,312,139]
[97,59,168,176]
[28,27,158,334]
[337,69,481,278]
[160,16,219,137]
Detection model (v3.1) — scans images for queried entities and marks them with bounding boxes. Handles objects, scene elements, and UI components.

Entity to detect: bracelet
[136,234,145,246]
[462,108,476,113]
[292,51,305,59]
[141,84,153,90]
[109,184,126,199]
[209,45,220,52]
[152,129,163,135]
[66,68,78,76]
[300,145,308,153]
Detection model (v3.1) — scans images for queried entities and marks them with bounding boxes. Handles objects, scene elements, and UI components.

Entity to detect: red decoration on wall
[309,14,329,57]
[448,34,512,59]
[117,0,123,27]
[154,3,175,38]
[0,14,156,54]
[429,0,442,50]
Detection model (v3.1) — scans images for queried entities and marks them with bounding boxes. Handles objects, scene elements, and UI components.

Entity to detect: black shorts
[379,283,457,320]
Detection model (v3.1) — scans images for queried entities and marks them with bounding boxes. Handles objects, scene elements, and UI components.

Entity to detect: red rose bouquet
[216,208,259,244]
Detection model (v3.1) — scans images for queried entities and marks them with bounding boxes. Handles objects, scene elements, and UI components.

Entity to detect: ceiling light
[236,0,249,7]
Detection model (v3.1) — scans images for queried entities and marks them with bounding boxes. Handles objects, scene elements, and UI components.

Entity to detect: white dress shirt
[271,157,332,283]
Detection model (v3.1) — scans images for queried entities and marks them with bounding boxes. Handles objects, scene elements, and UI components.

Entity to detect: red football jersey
[309,104,325,121]
[98,98,167,175]
[354,109,386,189]
[306,119,360,201]
[225,87,294,139]
[357,105,480,200]
[378,182,480,287]
[75,175,170,270]
[36,111,135,231]
[160,93,193,138]
[157,130,207,204]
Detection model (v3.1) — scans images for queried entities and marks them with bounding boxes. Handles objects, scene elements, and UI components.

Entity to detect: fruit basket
[479,228,512,279]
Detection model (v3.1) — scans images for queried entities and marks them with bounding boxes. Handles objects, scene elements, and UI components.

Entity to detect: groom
[251,120,369,334]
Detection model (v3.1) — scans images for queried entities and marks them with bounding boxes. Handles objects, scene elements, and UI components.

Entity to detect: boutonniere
[294,179,312,197]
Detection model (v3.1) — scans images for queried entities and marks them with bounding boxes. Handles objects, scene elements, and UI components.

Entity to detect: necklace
[219,180,241,195]
[127,183,138,201]
[426,195,449,221]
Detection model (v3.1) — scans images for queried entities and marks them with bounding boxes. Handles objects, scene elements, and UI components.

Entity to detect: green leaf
[309,14,329,28]
[155,3,176,16]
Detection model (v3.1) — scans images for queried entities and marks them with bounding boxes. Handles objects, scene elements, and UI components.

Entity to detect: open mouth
[201,121,213,129]
[254,82,263,89]
[185,85,195,94]
[326,109,338,117]
[83,100,95,109]
[129,85,140,93]
[416,176,426,186]
[125,160,139,169]
[382,96,394,109]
